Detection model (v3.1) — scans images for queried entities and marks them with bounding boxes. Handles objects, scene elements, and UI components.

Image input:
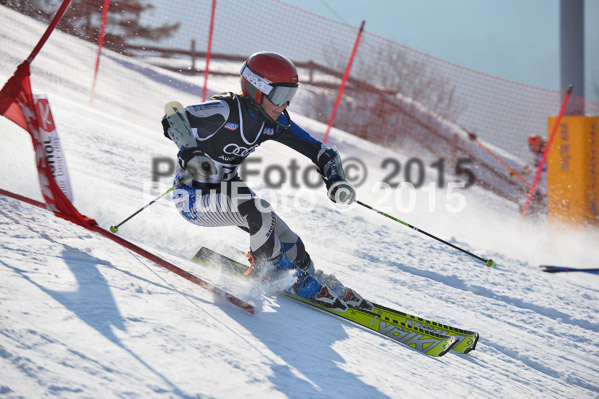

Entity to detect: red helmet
[240,52,299,106]
[528,135,543,145]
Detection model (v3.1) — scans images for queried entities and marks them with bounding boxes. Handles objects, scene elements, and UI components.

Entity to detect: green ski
[192,247,477,357]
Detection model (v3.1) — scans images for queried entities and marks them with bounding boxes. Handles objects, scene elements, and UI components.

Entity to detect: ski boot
[311,284,348,312]
[314,270,373,311]
[250,250,347,312]
[277,253,347,312]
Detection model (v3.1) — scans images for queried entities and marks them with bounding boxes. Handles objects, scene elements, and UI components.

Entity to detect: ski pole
[110,178,189,233]
[356,200,495,267]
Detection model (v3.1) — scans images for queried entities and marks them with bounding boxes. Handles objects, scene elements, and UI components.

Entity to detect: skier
[527,135,546,169]
[522,134,548,215]
[162,51,371,312]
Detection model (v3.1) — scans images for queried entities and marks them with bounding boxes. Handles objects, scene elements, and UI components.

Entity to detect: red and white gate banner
[34,94,74,202]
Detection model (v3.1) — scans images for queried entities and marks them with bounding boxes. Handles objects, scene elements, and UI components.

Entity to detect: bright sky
[283,0,599,104]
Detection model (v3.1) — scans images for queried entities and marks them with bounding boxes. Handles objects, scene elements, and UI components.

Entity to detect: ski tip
[462,332,480,354]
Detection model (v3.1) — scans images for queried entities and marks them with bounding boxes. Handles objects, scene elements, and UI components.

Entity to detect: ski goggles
[241,64,299,106]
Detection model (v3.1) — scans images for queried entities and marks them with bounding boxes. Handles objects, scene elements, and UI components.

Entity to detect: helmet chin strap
[273,108,292,129]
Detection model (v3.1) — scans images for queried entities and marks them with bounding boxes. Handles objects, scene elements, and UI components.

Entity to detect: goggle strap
[240,64,273,95]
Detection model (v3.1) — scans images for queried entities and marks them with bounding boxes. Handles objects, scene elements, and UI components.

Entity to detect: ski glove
[177,146,217,180]
[317,146,356,205]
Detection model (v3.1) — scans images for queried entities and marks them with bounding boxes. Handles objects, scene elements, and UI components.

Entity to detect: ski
[192,247,470,357]
[540,265,599,274]
[192,247,478,354]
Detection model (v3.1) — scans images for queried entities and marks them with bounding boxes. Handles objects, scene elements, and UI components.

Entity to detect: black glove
[317,147,356,205]
[177,146,217,179]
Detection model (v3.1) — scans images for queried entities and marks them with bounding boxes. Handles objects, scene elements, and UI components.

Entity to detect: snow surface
[1,7,599,399]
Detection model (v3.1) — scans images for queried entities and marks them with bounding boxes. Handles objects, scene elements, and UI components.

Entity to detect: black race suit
[165,92,331,266]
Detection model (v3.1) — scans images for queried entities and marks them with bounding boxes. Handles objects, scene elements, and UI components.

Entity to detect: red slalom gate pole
[323,20,365,144]
[90,0,110,104]
[202,0,217,102]
[26,0,72,64]
[520,85,573,219]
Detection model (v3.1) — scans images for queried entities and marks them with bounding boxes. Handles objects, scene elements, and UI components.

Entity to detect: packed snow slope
[1,7,598,399]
